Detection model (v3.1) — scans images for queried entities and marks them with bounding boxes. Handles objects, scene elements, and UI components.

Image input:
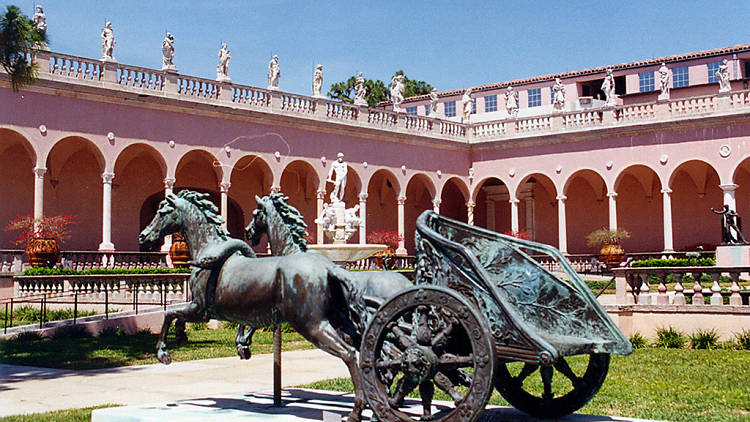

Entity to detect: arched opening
[614,165,663,252]
[733,157,750,243]
[112,144,166,250]
[0,129,35,248]
[325,165,362,244]
[473,177,508,230]
[563,169,607,253]
[670,160,722,251]
[514,173,558,244]
[405,174,436,253]
[175,150,222,193]
[366,169,399,239]
[229,155,273,249]
[280,160,319,243]
[45,137,105,250]
[440,177,469,223]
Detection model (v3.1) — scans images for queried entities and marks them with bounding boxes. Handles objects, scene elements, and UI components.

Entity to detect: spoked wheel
[360,286,494,422]
[494,353,610,419]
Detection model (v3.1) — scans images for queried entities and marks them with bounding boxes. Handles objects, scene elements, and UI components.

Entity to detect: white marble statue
[658,63,670,101]
[32,5,48,50]
[429,88,440,117]
[353,72,367,106]
[312,64,324,98]
[100,21,116,62]
[315,203,336,232]
[327,152,347,203]
[717,59,730,93]
[553,78,566,111]
[161,32,176,71]
[267,55,280,90]
[216,43,231,82]
[461,87,473,122]
[601,68,617,106]
[390,74,405,112]
[344,205,361,231]
[505,86,518,117]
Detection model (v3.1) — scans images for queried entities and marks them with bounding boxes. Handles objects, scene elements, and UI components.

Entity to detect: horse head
[139,193,183,248]
[245,195,268,246]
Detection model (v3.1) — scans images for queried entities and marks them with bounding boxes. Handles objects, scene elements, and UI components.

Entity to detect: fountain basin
[308,244,387,263]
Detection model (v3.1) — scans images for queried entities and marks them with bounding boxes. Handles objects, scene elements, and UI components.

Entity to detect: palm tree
[0,5,48,91]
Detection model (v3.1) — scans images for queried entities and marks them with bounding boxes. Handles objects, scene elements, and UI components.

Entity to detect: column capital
[317,189,327,200]
[33,166,47,178]
[358,192,368,201]
[219,181,231,192]
[509,198,520,204]
[270,186,281,194]
[606,191,618,198]
[432,198,442,207]
[163,177,176,190]
[397,196,407,205]
[466,200,476,208]
[661,188,672,194]
[101,172,115,184]
[719,183,739,192]
[556,195,567,201]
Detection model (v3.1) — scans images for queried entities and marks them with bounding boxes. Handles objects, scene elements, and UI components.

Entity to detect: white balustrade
[441,121,466,136]
[231,85,270,108]
[281,93,315,114]
[516,116,551,133]
[326,102,358,121]
[473,121,505,138]
[730,90,750,108]
[564,110,603,128]
[368,110,397,127]
[617,104,655,122]
[669,95,717,116]
[404,115,432,132]
[177,76,220,99]
[116,65,164,92]
[48,53,102,81]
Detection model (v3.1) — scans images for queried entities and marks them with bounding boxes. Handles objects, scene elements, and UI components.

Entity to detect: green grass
[302,349,750,422]
[0,405,118,422]
[0,306,98,328]
[0,325,313,370]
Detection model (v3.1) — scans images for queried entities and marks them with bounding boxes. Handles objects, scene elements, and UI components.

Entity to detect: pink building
[2,44,750,257]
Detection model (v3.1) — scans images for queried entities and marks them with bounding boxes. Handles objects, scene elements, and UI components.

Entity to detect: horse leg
[156,301,202,365]
[235,324,255,360]
[174,318,188,346]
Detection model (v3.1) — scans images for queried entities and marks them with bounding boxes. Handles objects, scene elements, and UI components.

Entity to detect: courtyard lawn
[0,325,313,370]
[302,348,750,422]
[0,405,118,422]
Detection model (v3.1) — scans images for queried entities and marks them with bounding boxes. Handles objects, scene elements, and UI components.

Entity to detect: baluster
[638,273,650,304]
[692,273,704,305]
[673,273,686,305]
[729,272,742,306]
[656,272,669,304]
[710,273,723,305]
[625,274,635,304]
[60,58,68,76]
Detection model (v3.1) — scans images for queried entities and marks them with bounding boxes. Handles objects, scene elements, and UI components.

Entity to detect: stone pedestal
[715,245,750,266]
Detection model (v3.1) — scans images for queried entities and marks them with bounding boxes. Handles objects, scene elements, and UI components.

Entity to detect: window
[673,66,689,88]
[444,101,456,117]
[527,88,541,107]
[550,86,554,104]
[639,72,654,92]
[424,104,430,116]
[472,98,477,114]
[406,106,417,115]
[484,95,497,112]
[707,61,721,83]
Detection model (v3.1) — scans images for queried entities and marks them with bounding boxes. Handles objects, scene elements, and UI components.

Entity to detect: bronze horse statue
[139,190,369,420]
[234,193,412,357]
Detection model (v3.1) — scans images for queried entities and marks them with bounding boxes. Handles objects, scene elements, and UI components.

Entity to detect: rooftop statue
[717,59,731,93]
[601,68,617,106]
[326,152,347,203]
[390,74,405,112]
[429,87,440,118]
[462,87,473,122]
[267,55,280,90]
[658,63,670,101]
[553,78,566,111]
[353,72,367,106]
[216,43,231,82]
[505,85,518,117]
[100,21,116,62]
[32,5,48,50]
[161,32,177,72]
[312,64,324,98]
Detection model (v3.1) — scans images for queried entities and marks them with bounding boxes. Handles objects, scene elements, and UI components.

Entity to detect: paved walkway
[0,349,349,417]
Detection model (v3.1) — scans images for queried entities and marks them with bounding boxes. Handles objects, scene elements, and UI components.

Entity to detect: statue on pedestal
[216,43,231,82]
[658,63,670,101]
[101,21,116,62]
[327,152,347,203]
[712,205,747,244]
[429,88,440,117]
[461,87,473,122]
[553,78,566,111]
[161,32,177,72]
[32,5,48,50]
[601,68,617,106]
[312,64,324,98]
[505,85,518,117]
[353,72,367,106]
[717,59,731,93]
[267,55,280,90]
[390,74,405,112]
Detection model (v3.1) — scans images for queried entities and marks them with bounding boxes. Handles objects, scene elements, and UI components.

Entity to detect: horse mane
[265,193,308,252]
[177,190,230,240]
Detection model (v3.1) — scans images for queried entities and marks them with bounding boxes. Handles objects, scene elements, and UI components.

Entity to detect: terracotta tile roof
[394,43,750,104]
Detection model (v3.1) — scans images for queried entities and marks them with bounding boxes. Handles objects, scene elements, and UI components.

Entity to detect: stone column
[524,196,535,239]
[98,172,115,251]
[661,188,674,252]
[396,196,407,255]
[719,183,738,210]
[432,198,441,214]
[509,198,520,233]
[607,192,618,231]
[33,167,46,220]
[557,195,567,254]
[359,193,368,244]
[486,199,495,230]
[161,178,175,253]
[219,181,231,229]
[466,200,475,225]
[316,189,326,244]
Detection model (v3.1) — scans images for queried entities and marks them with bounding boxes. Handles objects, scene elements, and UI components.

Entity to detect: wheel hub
[401,345,438,384]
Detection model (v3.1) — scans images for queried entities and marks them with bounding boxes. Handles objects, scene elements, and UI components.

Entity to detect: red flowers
[5,215,77,246]
[366,230,403,250]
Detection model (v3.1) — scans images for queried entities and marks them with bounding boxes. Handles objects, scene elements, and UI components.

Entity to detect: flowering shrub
[366,230,402,250]
[5,215,77,247]
[502,230,531,240]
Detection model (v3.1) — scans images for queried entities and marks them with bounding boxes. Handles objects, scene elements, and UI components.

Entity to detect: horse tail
[327,265,368,345]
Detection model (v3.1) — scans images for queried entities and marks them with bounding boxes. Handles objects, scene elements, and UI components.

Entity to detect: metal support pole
[74,293,78,324]
[40,295,45,329]
[4,302,8,334]
[163,284,166,311]
[273,324,282,407]
[105,289,109,320]
[9,298,13,327]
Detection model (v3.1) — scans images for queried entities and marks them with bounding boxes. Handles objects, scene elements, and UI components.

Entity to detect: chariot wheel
[359,286,495,422]
[494,352,610,418]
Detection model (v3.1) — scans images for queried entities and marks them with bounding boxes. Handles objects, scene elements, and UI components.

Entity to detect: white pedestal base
[715,245,750,266]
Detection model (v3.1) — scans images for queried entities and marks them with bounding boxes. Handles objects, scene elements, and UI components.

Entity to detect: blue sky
[11,1,750,95]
